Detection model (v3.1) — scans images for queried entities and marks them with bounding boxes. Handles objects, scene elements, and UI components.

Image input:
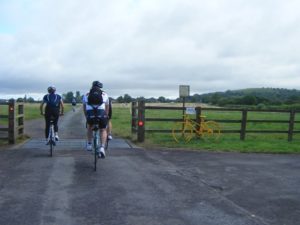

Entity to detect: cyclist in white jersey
[82,81,109,158]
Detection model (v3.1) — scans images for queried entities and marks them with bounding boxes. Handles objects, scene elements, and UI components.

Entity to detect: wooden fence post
[240,109,247,140]
[137,100,145,142]
[18,103,24,135]
[8,99,16,144]
[288,110,295,142]
[131,101,137,134]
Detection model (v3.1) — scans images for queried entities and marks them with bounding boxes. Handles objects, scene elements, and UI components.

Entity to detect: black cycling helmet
[47,85,56,93]
[92,81,103,88]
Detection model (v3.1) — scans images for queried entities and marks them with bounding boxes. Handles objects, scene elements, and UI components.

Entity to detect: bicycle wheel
[104,136,109,150]
[93,133,99,171]
[49,125,54,157]
[200,121,221,141]
[172,122,194,143]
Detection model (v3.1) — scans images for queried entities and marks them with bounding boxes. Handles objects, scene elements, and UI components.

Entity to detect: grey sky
[1,0,300,99]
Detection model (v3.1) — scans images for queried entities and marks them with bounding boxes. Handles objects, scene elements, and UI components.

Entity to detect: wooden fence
[0,100,24,144]
[131,101,300,142]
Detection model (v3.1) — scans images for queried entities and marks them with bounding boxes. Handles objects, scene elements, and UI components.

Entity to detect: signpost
[179,85,190,119]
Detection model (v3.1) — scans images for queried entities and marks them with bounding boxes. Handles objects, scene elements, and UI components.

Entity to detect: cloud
[1,0,300,99]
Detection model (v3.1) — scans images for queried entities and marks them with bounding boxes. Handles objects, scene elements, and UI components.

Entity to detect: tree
[75,91,81,103]
[63,92,74,103]
[117,96,124,103]
[242,95,257,105]
[158,96,166,103]
[123,94,132,103]
[27,97,35,103]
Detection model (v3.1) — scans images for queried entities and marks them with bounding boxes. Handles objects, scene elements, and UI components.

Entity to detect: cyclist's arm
[103,93,109,116]
[83,103,87,118]
[40,102,45,115]
[105,102,109,116]
[60,100,64,115]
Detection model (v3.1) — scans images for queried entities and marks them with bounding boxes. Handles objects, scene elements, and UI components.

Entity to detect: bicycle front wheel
[172,122,194,143]
[200,121,221,141]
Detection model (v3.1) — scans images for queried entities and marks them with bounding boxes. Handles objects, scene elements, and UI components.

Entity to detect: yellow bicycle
[172,114,221,143]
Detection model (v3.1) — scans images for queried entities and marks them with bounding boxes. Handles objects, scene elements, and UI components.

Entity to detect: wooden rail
[131,101,300,142]
[0,100,24,144]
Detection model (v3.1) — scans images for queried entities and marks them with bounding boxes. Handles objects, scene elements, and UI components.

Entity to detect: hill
[193,88,300,108]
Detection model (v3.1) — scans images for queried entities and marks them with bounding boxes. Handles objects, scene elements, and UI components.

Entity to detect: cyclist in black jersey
[40,86,64,143]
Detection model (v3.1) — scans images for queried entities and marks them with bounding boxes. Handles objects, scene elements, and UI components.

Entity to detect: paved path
[0,108,299,225]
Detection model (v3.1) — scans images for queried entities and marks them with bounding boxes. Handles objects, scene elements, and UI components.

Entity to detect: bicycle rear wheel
[172,122,194,143]
[93,133,99,171]
[105,137,109,150]
[201,121,221,141]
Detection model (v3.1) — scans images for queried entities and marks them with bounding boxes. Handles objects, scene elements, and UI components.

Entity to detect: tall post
[240,109,247,141]
[288,110,295,142]
[137,100,145,142]
[8,99,16,144]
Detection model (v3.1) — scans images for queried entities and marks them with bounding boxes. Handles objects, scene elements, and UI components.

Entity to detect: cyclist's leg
[52,112,59,133]
[44,113,51,139]
[107,119,112,139]
[86,123,93,151]
[98,117,108,158]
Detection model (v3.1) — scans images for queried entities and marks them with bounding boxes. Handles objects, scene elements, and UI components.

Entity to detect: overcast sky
[1,0,300,100]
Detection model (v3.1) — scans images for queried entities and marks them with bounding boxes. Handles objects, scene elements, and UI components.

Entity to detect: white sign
[179,85,190,97]
[185,107,196,114]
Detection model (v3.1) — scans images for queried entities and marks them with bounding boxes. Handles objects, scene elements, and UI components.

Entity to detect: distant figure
[71,97,77,112]
[40,85,64,144]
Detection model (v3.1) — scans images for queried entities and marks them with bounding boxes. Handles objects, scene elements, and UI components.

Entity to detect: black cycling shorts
[86,108,108,129]
[87,116,108,129]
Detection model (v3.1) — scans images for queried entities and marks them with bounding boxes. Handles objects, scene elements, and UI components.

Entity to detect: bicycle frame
[48,120,56,157]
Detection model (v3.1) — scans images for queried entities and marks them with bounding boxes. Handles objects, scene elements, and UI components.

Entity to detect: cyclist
[71,97,76,112]
[107,97,113,140]
[82,81,109,158]
[40,86,64,144]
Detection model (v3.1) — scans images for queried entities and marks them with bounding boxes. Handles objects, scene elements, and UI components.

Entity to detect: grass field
[112,103,300,153]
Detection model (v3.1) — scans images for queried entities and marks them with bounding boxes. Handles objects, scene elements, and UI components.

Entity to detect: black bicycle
[47,119,56,157]
[92,124,100,171]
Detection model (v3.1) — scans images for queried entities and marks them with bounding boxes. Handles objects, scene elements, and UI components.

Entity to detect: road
[0,107,299,225]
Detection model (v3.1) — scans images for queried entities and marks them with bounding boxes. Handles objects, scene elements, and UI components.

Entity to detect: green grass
[111,104,300,153]
[111,105,132,139]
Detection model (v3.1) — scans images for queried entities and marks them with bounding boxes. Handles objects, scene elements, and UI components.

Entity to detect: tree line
[15,87,300,109]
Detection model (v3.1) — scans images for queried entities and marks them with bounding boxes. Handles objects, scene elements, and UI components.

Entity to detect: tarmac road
[0,107,299,225]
